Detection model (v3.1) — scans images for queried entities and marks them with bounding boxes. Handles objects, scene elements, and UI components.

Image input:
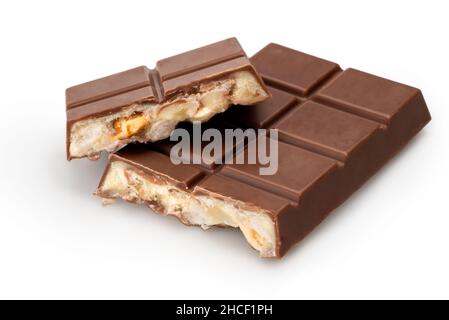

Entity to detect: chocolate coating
[66,38,268,159]
[98,43,431,257]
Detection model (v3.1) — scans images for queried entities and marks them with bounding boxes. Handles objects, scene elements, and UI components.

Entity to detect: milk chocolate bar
[96,43,431,258]
[66,38,269,160]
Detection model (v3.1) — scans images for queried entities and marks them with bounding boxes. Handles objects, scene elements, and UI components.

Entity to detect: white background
[0,0,448,300]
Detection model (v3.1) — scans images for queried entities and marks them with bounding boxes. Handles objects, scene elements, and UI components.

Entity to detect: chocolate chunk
[96,43,431,258]
[66,38,269,160]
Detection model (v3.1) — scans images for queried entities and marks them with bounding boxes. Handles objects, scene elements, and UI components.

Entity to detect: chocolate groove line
[197,133,340,204]
[219,168,300,205]
[307,69,388,126]
[256,75,351,164]
[196,69,389,201]
[146,66,387,202]
[277,133,346,164]
[260,97,302,129]
[311,96,388,126]
[69,54,248,109]
[305,68,343,98]
[269,100,379,165]
[259,68,339,99]
[149,69,164,102]
[261,71,336,100]
[270,104,347,164]
[261,75,305,97]
[161,52,247,81]
[261,70,387,126]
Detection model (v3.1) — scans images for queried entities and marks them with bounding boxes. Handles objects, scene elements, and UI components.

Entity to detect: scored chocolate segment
[221,141,339,203]
[251,43,341,96]
[67,86,155,124]
[275,101,382,162]
[66,38,270,160]
[66,38,252,111]
[96,43,431,258]
[157,38,245,81]
[313,68,421,124]
[66,66,152,110]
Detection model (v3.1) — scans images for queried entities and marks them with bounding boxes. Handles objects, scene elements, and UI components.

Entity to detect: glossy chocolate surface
[100,43,431,257]
[66,38,262,124]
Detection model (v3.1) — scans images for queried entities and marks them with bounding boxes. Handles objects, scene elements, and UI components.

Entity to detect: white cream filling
[70,71,268,159]
[99,161,277,257]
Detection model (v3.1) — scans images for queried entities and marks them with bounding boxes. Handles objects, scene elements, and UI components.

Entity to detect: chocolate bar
[66,38,269,160]
[96,43,431,258]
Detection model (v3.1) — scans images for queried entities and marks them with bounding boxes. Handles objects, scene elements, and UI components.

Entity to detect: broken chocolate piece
[66,38,270,160]
[96,43,431,258]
